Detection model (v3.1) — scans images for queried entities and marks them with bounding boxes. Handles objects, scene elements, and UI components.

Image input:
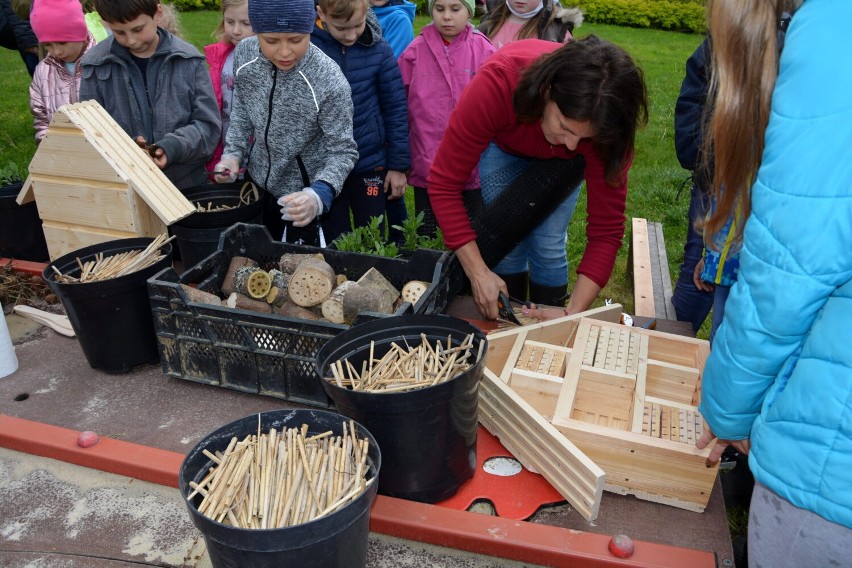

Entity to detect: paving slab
[1,313,734,567]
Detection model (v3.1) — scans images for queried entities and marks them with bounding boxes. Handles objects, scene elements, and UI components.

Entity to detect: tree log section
[321,281,393,325]
[221,256,259,296]
[288,258,336,307]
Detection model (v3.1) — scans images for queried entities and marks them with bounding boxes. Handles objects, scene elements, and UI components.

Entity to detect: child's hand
[693,258,714,292]
[278,189,322,227]
[134,136,168,169]
[212,157,240,183]
[384,170,407,199]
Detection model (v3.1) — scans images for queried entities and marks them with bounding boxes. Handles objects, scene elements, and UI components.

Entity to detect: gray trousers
[749,483,852,568]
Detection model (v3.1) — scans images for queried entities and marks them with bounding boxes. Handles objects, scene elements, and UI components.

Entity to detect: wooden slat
[28,177,135,231]
[631,218,656,317]
[60,103,194,224]
[29,130,124,183]
[479,368,605,522]
[42,222,136,260]
[552,416,716,512]
[553,320,594,421]
[649,221,675,320]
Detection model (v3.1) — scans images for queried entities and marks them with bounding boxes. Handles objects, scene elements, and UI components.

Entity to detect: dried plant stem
[190,421,372,529]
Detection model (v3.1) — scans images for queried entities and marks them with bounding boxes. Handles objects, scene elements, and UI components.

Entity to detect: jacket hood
[371,0,415,23]
[84,28,201,66]
[313,7,383,48]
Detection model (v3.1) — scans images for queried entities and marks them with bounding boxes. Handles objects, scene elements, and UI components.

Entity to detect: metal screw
[722,559,733,567]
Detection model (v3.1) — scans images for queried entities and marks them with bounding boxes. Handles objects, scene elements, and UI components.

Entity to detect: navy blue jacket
[674,38,710,177]
[311,11,410,174]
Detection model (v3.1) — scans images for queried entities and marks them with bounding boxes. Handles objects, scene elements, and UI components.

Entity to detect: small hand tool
[497,291,522,325]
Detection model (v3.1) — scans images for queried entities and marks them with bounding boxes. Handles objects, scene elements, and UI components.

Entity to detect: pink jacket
[203,41,235,171]
[399,24,495,188]
[29,33,96,143]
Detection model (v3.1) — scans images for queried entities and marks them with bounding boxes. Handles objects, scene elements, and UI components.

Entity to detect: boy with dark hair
[79,0,220,190]
[213,0,358,246]
[312,0,410,245]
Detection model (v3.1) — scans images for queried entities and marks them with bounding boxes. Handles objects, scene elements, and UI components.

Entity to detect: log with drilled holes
[221,256,259,296]
[401,280,430,306]
[288,258,336,307]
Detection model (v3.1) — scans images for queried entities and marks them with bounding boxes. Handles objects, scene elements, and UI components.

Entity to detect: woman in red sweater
[428,36,647,320]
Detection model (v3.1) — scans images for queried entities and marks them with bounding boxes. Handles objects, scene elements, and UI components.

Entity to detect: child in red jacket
[204,0,255,172]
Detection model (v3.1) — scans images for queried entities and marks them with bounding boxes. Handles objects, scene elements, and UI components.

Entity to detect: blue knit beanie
[248,0,317,34]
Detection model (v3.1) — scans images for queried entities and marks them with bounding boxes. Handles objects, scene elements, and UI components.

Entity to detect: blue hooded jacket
[699,0,852,529]
[371,0,416,58]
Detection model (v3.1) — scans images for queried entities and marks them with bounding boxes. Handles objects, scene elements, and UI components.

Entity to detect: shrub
[169,0,219,11]
[575,0,706,34]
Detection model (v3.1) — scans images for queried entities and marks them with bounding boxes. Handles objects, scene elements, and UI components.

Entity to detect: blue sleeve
[377,42,410,172]
[674,38,710,171]
[311,180,335,211]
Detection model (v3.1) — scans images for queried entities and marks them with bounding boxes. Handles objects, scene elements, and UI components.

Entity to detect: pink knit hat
[30,0,89,43]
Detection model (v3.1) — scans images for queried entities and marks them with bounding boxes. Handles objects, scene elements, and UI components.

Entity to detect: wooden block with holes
[479,305,716,519]
[16,100,194,260]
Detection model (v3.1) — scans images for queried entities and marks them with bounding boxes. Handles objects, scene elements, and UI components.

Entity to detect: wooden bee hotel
[16,100,194,260]
[478,304,717,522]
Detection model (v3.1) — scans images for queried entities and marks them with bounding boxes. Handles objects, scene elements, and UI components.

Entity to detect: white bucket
[0,302,19,378]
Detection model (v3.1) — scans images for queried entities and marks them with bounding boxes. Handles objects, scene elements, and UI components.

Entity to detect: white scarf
[505,0,544,19]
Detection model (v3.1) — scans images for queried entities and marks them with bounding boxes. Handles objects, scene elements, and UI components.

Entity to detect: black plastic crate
[148,223,464,407]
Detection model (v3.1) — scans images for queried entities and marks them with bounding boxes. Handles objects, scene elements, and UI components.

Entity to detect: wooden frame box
[16,101,194,260]
[479,305,717,522]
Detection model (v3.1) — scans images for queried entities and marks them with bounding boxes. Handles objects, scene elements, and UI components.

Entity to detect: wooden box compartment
[479,306,717,521]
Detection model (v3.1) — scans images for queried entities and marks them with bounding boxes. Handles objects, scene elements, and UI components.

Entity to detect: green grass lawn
[0,12,705,333]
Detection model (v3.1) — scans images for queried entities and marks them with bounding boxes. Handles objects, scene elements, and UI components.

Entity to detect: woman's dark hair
[95,0,159,24]
[514,35,648,186]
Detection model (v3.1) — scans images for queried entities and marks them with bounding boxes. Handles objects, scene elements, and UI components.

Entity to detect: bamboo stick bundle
[189,420,373,529]
[326,333,483,392]
[51,233,175,283]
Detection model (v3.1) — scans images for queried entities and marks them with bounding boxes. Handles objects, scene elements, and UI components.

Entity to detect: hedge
[575,0,706,33]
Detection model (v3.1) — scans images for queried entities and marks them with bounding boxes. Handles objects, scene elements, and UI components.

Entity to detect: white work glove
[278,188,323,227]
[212,156,240,183]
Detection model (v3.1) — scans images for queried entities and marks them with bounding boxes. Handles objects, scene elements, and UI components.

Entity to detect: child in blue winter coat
[369,0,415,58]
[398,0,495,237]
[312,0,411,245]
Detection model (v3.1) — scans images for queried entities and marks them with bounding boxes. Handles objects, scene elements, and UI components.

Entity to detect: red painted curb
[0,258,49,276]
[0,414,716,567]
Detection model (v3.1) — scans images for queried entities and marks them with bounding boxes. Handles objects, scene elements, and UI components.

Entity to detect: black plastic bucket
[172,183,264,271]
[316,314,486,503]
[0,182,49,261]
[179,409,380,568]
[43,237,172,373]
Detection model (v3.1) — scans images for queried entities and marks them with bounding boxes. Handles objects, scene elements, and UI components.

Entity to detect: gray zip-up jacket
[222,39,357,202]
[79,29,220,190]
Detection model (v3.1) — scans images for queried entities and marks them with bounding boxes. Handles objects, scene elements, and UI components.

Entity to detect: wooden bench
[628,217,675,320]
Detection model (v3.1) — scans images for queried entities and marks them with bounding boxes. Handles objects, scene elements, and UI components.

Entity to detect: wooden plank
[42,222,136,260]
[498,329,528,384]
[631,218,656,317]
[553,319,594,421]
[509,369,562,418]
[630,334,650,433]
[28,177,135,231]
[479,367,605,522]
[63,103,194,224]
[649,221,675,320]
[552,416,716,512]
[29,130,124,183]
[646,361,700,406]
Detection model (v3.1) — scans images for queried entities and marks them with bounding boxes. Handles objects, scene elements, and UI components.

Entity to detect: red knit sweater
[427,39,630,288]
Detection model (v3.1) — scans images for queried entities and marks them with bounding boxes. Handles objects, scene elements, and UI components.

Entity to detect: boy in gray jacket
[214,0,358,245]
[79,0,220,190]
